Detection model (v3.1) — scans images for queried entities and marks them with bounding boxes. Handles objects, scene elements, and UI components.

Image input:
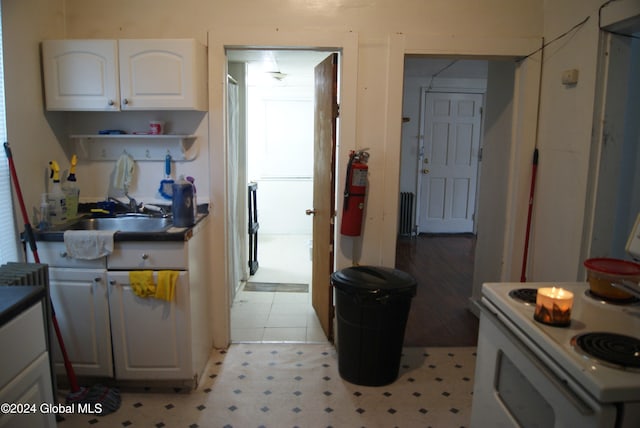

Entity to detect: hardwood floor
[396,234,479,347]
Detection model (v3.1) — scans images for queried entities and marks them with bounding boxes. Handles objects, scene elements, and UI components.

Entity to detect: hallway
[231,234,325,343]
[397,234,479,347]
[232,233,479,346]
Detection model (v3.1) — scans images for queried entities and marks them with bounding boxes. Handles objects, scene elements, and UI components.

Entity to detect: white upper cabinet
[118,39,207,110]
[42,40,119,111]
[42,39,207,111]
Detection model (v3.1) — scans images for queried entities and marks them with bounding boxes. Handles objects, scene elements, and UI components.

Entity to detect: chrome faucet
[108,194,142,213]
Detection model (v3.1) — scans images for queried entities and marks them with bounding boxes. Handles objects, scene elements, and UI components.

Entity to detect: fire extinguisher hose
[342,152,356,210]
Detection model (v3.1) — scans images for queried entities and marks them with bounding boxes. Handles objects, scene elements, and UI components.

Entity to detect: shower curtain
[227,75,247,304]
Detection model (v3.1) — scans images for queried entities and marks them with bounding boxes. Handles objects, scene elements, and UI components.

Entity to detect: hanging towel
[155,270,179,302]
[113,152,135,190]
[64,230,115,260]
[129,270,156,298]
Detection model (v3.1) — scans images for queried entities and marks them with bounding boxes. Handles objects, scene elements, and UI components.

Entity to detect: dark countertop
[0,285,46,328]
[31,212,209,243]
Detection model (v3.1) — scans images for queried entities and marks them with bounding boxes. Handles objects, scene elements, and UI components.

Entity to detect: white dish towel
[64,230,115,260]
[113,152,135,191]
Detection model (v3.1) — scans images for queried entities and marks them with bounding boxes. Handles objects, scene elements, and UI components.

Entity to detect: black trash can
[331,266,417,386]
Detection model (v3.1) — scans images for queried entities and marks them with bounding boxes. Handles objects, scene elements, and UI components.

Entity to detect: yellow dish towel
[155,270,179,302]
[129,270,156,298]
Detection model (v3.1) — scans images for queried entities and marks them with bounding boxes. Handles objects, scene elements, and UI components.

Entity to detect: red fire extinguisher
[341,149,370,236]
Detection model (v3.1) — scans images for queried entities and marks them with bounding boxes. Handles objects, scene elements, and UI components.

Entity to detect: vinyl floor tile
[57,343,476,428]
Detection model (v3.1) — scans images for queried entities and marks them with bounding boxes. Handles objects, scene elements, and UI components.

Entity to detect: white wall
[2,0,66,233]
[471,60,517,304]
[246,79,314,235]
[530,0,640,280]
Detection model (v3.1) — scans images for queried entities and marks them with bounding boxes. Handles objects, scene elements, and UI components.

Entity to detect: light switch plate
[626,212,640,260]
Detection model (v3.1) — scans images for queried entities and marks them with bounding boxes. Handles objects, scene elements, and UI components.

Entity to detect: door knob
[305,209,317,216]
[422,169,430,174]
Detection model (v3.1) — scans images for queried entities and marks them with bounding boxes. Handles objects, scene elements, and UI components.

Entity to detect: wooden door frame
[208,29,358,348]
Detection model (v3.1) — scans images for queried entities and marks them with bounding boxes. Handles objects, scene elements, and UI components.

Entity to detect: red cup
[149,121,164,135]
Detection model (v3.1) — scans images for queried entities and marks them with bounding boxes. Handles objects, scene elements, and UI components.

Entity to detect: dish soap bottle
[47,160,67,225]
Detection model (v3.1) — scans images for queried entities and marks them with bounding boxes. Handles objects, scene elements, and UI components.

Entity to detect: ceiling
[228,49,489,85]
[227,49,334,84]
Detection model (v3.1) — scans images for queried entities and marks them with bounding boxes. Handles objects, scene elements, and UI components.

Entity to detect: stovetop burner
[584,290,640,306]
[571,332,640,371]
[508,288,538,305]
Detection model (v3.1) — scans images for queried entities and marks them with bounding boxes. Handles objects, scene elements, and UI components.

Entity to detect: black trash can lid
[330,266,416,296]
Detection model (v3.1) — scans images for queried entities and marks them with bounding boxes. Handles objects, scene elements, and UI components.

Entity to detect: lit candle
[534,287,574,326]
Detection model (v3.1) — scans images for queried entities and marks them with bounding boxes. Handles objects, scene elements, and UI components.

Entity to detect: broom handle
[520,148,539,282]
[4,142,81,393]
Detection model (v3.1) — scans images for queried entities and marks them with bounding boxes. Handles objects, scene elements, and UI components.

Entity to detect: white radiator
[0,262,49,287]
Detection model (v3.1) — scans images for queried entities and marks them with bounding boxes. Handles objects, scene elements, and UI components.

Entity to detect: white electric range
[471,282,640,427]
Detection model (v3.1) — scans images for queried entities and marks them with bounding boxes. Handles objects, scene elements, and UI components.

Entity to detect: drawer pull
[59,251,68,258]
[94,277,102,282]
[141,253,149,260]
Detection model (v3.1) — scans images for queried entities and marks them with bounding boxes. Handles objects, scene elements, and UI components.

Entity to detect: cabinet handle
[123,98,129,105]
[94,277,102,282]
[110,280,116,286]
[59,251,68,258]
[141,253,149,260]
[108,99,114,106]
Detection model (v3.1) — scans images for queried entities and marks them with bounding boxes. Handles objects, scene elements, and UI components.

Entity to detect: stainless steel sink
[65,216,173,232]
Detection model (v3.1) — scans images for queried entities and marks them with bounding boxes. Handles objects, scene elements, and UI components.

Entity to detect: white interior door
[418,92,483,233]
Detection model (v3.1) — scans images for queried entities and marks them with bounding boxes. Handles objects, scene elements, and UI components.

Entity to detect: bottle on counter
[38,193,50,230]
[62,154,80,220]
[186,176,197,219]
[172,175,195,228]
[47,160,67,225]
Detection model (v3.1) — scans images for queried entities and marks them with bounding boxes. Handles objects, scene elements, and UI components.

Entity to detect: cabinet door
[0,353,56,428]
[49,268,113,377]
[108,271,191,380]
[118,39,207,110]
[42,40,119,111]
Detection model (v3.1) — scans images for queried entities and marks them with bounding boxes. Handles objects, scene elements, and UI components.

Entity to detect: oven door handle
[481,300,598,416]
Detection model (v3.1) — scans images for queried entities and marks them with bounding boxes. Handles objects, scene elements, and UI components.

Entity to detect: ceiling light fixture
[266,71,287,81]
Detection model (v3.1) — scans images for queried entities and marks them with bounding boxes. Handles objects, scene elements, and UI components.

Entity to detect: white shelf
[71,134,198,161]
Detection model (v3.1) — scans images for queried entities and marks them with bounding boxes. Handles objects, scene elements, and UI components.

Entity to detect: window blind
[0,3,19,264]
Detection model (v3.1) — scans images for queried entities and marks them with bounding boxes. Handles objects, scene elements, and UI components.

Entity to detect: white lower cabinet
[0,302,56,428]
[107,271,191,380]
[48,268,112,377]
[30,216,211,387]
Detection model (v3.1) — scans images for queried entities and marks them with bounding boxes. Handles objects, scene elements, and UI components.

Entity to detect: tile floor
[52,233,478,427]
[231,234,326,343]
[57,343,477,427]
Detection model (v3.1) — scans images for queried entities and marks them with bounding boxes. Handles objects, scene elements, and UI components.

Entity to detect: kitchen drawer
[108,242,187,270]
[29,242,107,269]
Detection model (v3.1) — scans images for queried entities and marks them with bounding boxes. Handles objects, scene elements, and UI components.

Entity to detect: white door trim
[208,28,358,349]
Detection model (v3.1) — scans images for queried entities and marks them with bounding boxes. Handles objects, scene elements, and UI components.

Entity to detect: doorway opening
[397,56,517,346]
[227,49,335,343]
